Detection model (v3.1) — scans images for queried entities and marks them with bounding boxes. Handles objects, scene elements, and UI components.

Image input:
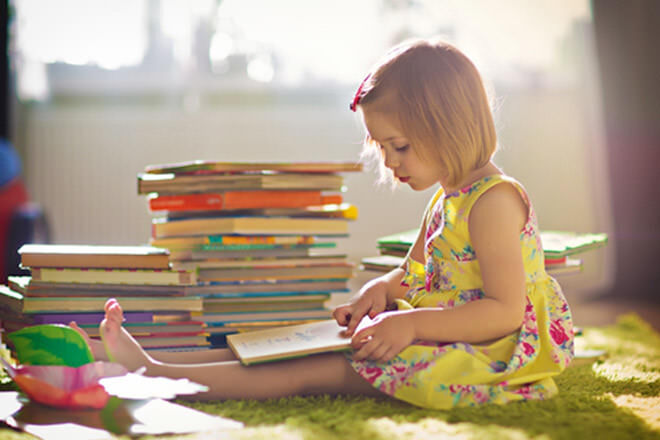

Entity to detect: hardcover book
[170,254,348,271]
[0,285,202,314]
[196,263,354,283]
[200,308,333,325]
[151,216,349,238]
[18,244,170,269]
[375,229,608,261]
[137,172,345,194]
[540,231,609,258]
[144,160,363,175]
[148,190,342,212]
[30,267,197,286]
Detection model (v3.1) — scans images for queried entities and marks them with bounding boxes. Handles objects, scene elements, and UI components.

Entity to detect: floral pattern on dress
[348,174,574,409]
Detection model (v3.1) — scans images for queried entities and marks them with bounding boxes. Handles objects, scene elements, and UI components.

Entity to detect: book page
[228,319,351,364]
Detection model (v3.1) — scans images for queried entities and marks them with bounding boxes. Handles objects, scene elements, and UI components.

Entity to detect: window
[12,0,591,101]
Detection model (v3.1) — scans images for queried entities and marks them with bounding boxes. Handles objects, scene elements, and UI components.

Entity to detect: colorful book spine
[207,235,315,245]
[30,267,197,286]
[29,312,154,325]
[21,296,203,313]
[148,191,342,212]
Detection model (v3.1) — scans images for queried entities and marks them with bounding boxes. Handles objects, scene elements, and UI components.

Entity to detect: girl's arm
[334,218,427,335]
[352,183,528,361]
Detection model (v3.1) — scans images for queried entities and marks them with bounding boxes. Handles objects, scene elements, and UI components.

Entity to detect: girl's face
[362,106,444,191]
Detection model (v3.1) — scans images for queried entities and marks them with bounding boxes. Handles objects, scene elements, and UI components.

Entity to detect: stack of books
[0,244,208,350]
[361,229,608,276]
[139,161,362,347]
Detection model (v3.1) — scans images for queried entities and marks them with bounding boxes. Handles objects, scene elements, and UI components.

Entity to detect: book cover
[360,255,583,276]
[144,160,363,175]
[360,255,405,272]
[137,172,345,194]
[151,216,349,238]
[540,231,608,258]
[196,264,354,283]
[78,321,206,338]
[182,279,349,297]
[134,334,210,349]
[202,292,330,304]
[227,319,360,365]
[30,311,155,325]
[375,229,608,259]
[9,276,191,298]
[200,308,333,324]
[545,258,583,276]
[20,295,203,313]
[18,244,170,269]
[151,234,315,249]
[148,190,342,212]
[26,311,191,325]
[202,298,329,314]
[169,245,330,261]
[171,254,348,271]
[164,203,358,221]
[376,229,418,249]
[30,267,197,286]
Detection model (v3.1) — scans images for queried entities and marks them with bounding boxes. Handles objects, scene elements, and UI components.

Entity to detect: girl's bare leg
[100,299,384,400]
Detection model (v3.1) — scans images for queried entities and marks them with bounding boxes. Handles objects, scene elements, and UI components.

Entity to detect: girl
[73,38,574,409]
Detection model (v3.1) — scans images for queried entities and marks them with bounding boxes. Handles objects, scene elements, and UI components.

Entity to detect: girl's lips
[398,176,410,183]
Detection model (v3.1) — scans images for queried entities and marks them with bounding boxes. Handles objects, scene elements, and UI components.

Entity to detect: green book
[375,229,608,259]
[539,231,608,258]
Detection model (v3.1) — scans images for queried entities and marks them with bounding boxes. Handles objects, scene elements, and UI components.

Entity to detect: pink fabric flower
[549,320,570,345]
[363,367,383,384]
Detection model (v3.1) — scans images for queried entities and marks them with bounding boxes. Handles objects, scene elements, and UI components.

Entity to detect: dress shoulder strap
[459,174,531,217]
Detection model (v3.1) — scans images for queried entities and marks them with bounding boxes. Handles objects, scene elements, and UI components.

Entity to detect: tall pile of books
[361,229,608,276]
[0,244,208,350]
[138,161,362,347]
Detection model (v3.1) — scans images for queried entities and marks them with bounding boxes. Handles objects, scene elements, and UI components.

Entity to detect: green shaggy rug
[1,313,659,440]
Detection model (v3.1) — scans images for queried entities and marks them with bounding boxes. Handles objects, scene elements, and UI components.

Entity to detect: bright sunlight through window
[12,0,590,101]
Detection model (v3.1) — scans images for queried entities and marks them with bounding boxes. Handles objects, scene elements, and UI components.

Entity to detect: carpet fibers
[2,313,659,440]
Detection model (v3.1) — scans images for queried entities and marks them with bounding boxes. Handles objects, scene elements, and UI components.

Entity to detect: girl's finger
[368,343,391,362]
[332,307,350,325]
[351,326,374,347]
[352,338,381,362]
[347,306,369,333]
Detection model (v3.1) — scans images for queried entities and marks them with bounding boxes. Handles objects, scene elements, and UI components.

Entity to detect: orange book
[148,191,342,212]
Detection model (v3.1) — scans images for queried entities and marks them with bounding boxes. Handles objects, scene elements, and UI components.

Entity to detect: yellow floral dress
[348,175,574,409]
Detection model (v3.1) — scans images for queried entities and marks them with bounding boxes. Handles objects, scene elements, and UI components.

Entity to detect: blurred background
[1,0,658,304]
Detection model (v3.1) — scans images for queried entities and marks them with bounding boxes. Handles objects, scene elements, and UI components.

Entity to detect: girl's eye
[395,145,409,152]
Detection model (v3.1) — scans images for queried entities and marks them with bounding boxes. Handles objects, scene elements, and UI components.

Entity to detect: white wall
[18,86,614,298]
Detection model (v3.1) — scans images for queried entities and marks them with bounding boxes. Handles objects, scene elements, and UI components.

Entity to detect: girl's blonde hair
[356,38,497,188]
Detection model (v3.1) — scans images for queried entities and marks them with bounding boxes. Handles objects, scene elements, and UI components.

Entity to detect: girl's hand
[333,278,389,336]
[351,311,416,363]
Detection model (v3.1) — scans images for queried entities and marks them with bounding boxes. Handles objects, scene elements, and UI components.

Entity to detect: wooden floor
[338,272,660,332]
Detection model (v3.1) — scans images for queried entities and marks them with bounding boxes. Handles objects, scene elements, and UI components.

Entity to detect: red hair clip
[349,74,371,112]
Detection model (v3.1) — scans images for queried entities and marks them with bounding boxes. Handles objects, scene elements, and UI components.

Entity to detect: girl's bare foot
[100,298,153,372]
[69,321,109,361]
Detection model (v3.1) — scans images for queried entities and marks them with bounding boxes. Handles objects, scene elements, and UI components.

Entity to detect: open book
[227,319,364,365]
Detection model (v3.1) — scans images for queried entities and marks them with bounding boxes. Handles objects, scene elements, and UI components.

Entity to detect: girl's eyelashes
[378,143,410,152]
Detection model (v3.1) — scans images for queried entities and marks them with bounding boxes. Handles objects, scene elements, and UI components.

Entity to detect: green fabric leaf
[8,324,94,367]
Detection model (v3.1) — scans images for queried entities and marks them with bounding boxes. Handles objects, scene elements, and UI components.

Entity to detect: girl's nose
[383,151,399,169]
